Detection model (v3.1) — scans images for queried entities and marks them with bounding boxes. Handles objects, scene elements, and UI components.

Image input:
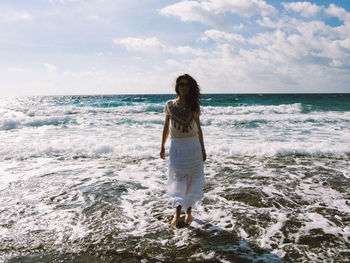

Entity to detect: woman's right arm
[160,115,170,159]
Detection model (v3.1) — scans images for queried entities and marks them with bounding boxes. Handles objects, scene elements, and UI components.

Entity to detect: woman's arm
[160,115,170,159]
[195,117,206,161]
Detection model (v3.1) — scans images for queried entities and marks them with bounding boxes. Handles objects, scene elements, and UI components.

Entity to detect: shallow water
[1,94,349,262]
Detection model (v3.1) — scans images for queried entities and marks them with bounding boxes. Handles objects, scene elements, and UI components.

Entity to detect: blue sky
[1,0,350,96]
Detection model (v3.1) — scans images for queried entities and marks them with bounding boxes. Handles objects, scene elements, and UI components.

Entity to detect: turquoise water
[0,94,349,262]
[37,93,350,110]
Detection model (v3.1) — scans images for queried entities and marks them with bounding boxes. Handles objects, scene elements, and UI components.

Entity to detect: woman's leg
[171,205,181,227]
[185,206,192,225]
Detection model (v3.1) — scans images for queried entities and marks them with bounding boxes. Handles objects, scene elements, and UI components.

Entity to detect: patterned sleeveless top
[164,99,200,138]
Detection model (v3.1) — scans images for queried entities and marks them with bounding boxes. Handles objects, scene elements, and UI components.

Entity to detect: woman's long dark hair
[175,74,201,114]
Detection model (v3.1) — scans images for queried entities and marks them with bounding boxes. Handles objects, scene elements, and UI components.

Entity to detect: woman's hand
[202,149,206,162]
[160,146,165,160]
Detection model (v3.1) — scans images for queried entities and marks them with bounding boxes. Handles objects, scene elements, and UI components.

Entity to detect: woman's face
[178,79,190,97]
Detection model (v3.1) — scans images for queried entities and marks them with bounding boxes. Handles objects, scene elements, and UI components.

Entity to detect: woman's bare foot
[171,215,179,227]
[184,214,192,225]
[171,205,181,227]
[185,207,192,225]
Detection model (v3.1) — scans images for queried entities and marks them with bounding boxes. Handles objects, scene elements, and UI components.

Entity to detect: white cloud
[159,0,277,28]
[257,16,288,29]
[0,10,32,23]
[168,5,350,93]
[250,18,349,67]
[201,29,245,43]
[158,1,228,28]
[325,3,347,21]
[204,0,277,17]
[44,63,57,73]
[282,1,323,17]
[338,38,350,49]
[233,23,244,30]
[113,36,205,56]
[172,42,347,93]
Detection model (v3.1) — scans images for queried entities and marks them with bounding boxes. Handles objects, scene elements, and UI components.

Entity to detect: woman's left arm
[195,117,206,162]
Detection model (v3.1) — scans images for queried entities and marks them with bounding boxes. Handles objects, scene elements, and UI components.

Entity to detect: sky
[1,0,350,96]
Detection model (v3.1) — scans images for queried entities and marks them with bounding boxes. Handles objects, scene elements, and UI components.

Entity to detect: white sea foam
[1,103,349,160]
[203,103,303,115]
[260,212,288,248]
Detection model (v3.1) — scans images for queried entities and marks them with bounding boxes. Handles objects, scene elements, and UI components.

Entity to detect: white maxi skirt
[168,135,205,211]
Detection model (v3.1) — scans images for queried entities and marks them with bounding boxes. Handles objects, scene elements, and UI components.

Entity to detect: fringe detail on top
[171,117,192,133]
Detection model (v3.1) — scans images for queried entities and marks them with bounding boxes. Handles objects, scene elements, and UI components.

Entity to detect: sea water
[0,94,349,262]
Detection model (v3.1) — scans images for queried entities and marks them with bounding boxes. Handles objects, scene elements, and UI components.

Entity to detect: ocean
[0,94,349,262]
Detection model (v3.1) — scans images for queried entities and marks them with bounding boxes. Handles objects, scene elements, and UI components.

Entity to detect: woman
[160,74,206,227]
